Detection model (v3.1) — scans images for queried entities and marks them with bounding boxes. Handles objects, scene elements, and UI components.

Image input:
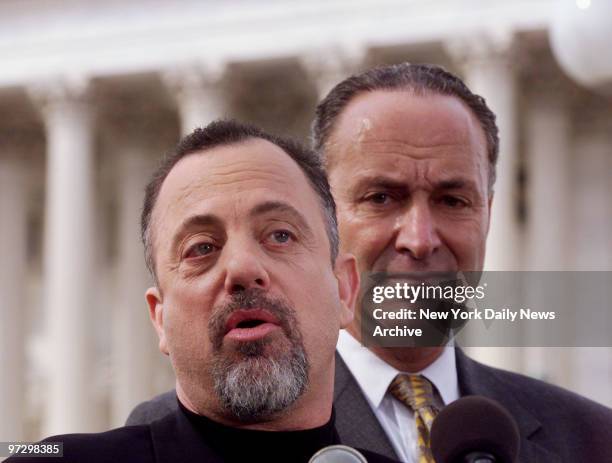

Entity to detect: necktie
[389,374,439,463]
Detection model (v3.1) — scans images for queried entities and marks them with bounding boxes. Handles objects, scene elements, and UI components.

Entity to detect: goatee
[207,288,310,422]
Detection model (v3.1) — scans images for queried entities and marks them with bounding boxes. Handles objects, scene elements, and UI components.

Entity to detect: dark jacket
[127,349,612,462]
[7,403,397,463]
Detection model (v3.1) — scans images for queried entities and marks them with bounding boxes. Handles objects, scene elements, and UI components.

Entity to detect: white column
[30,78,99,435]
[523,89,572,386]
[525,92,571,271]
[110,143,158,426]
[446,30,523,372]
[571,130,612,270]
[0,153,28,441]
[163,63,226,136]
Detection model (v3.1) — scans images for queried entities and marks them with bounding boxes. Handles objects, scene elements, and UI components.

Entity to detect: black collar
[149,398,340,463]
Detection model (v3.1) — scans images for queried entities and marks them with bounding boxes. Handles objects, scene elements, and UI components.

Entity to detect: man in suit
[8,120,397,463]
[127,64,612,461]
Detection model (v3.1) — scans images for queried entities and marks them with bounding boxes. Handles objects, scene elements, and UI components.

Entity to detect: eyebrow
[351,176,407,193]
[170,214,224,255]
[352,175,478,193]
[249,200,315,238]
[435,179,474,190]
[170,201,315,254]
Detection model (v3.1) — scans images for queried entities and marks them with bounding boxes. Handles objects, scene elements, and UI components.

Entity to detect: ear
[146,287,169,355]
[333,253,360,329]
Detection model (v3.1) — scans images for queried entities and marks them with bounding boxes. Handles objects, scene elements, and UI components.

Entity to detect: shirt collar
[336,330,459,409]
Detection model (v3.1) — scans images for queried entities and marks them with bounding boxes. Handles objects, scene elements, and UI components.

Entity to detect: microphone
[309,445,368,463]
[430,396,520,463]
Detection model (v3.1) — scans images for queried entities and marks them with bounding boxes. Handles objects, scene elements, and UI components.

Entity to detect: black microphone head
[430,395,520,463]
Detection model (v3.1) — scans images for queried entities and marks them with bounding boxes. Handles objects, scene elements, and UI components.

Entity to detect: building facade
[0,0,611,441]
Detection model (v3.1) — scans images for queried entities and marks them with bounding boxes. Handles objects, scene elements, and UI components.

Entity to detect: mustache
[208,288,301,351]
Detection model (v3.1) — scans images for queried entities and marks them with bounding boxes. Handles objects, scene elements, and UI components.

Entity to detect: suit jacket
[127,349,612,462]
[8,404,397,463]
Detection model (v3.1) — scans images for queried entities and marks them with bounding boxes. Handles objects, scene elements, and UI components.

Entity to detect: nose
[394,200,441,260]
[222,241,271,295]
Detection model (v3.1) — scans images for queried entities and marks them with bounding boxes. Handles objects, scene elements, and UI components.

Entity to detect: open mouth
[236,319,266,329]
[224,309,281,342]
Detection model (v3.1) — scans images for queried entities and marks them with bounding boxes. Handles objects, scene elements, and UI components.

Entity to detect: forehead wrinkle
[352,145,482,172]
[205,157,292,178]
[337,127,475,170]
[349,156,483,194]
[357,138,467,155]
[166,169,296,221]
[179,160,293,193]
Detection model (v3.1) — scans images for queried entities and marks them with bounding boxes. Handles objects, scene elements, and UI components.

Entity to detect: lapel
[455,348,561,463]
[149,408,224,463]
[333,351,399,460]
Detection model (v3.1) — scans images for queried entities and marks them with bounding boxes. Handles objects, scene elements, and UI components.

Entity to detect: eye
[364,192,391,205]
[440,195,469,209]
[269,230,293,244]
[185,242,217,259]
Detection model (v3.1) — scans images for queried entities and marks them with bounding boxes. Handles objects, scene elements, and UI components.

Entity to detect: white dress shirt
[336,330,460,463]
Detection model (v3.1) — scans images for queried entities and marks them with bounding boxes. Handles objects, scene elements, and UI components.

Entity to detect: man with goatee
[7,120,396,463]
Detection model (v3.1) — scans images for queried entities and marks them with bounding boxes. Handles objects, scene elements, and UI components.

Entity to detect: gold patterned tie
[389,374,439,463]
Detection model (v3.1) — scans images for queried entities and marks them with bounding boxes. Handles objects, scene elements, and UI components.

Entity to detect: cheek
[338,212,394,271]
[294,271,342,353]
[163,288,214,350]
[439,218,488,267]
